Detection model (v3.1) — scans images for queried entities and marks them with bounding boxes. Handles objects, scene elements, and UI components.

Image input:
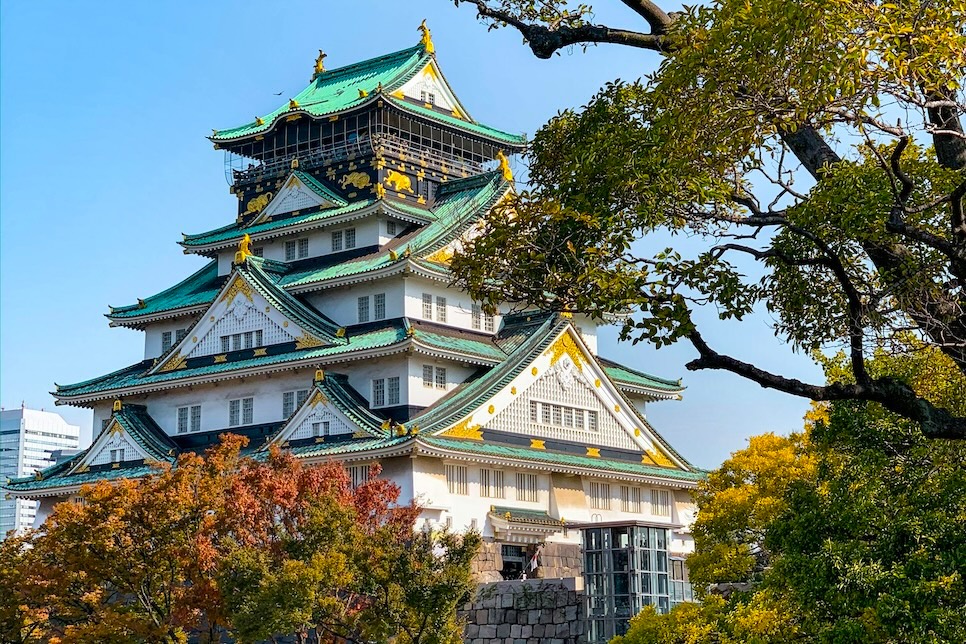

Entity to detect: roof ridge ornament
[289,98,300,110]
[418,20,434,54]
[312,50,326,80]
[235,233,254,265]
[497,150,513,182]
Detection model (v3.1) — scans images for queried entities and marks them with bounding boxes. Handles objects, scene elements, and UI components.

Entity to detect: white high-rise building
[0,407,81,538]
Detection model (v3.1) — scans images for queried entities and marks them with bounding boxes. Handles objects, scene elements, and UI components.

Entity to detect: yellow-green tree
[452,0,966,440]
[613,342,966,643]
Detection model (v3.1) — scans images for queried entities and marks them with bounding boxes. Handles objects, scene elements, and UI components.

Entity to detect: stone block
[510,624,522,637]
[565,605,578,621]
[496,623,511,638]
[478,624,497,638]
[505,609,517,623]
[532,624,544,637]
[521,625,532,639]
[476,609,487,624]
[465,623,479,638]
[528,609,541,624]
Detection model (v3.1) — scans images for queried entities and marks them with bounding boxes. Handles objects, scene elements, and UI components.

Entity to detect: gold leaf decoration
[530,439,545,450]
[586,447,601,458]
[425,246,455,265]
[546,332,584,371]
[159,352,187,372]
[223,276,254,305]
[295,333,325,350]
[440,417,483,441]
[645,448,675,468]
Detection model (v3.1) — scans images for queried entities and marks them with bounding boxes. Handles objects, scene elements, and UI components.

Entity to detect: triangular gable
[69,406,174,474]
[397,60,472,121]
[432,324,686,470]
[250,171,346,224]
[267,373,385,447]
[150,266,333,374]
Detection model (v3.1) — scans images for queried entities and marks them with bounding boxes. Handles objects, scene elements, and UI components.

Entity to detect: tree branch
[685,327,966,440]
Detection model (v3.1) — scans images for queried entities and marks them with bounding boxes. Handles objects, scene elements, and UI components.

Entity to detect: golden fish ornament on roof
[312,50,326,80]
[418,20,434,54]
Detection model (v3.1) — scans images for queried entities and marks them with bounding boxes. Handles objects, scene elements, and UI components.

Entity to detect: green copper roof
[598,357,684,394]
[109,404,179,462]
[4,463,162,493]
[108,261,224,322]
[291,171,348,206]
[212,45,430,142]
[386,96,525,146]
[421,437,706,483]
[286,436,408,459]
[54,317,524,401]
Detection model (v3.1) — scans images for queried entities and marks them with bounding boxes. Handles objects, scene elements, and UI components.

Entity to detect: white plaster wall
[572,314,599,355]
[379,456,415,506]
[143,318,198,360]
[406,357,478,408]
[304,277,405,328]
[134,369,319,436]
[216,217,382,276]
[400,67,456,110]
[403,278,503,334]
[580,477,681,528]
[343,354,409,408]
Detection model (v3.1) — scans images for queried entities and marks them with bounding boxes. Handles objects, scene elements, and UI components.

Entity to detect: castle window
[435,296,447,323]
[422,365,434,388]
[531,401,598,432]
[283,389,309,417]
[332,230,343,252]
[420,90,436,105]
[358,296,370,323]
[650,489,671,517]
[371,379,385,407]
[590,482,611,510]
[484,312,495,332]
[446,464,468,495]
[434,367,447,389]
[285,238,309,260]
[386,221,398,236]
[387,376,400,405]
[348,464,371,489]
[515,472,539,502]
[422,293,433,319]
[109,448,125,463]
[480,468,505,499]
[620,485,642,513]
[374,293,386,320]
[220,336,229,353]
[252,247,264,257]
[312,421,330,438]
[161,331,173,353]
[177,405,202,434]
[229,397,254,426]
[472,304,496,332]
[344,228,356,249]
[175,328,187,342]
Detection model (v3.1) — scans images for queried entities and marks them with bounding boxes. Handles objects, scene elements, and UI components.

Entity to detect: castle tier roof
[209,44,524,148]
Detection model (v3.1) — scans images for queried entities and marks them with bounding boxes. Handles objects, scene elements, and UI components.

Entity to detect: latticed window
[531,401,599,432]
[650,489,671,517]
[344,228,356,249]
[220,335,230,353]
[109,449,125,463]
[283,389,309,417]
[446,464,468,495]
[386,221,397,235]
[590,482,611,510]
[243,331,254,349]
[177,406,189,434]
[298,238,309,258]
[422,365,435,387]
[516,473,539,502]
[348,464,370,489]
[480,468,505,499]
[387,377,400,405]
[242,398,254,425]
[422,293,433,319]
[484,312,495,332]
[286,238,309,260]
[255,329,263,346]
[373,293,386,320]
[436,296,447,322]
[620,485,642,513]
[229,400,240,426]
[372,379,386,407]
[472,304,482,330]
[312,421,330,437]
[434,367,447,389]
[230,398,254,426]
[358,296,370,323]
[161,331,173,353]
[175,328,187,342]
[331,230,343,252]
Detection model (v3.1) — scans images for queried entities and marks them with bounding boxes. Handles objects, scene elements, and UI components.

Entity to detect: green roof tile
[598,357,684,393]
[4,463,162,493]
[387,96,525,146]
[108,261,224,321]
[421,437,706,482]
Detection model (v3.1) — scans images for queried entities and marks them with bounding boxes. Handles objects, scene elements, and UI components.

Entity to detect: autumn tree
[451,0,966,439]
[0,437,480,643]
[613,341,966,643]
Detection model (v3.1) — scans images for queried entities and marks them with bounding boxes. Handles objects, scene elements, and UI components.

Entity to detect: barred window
[283,389,309,417]
[480,468,505,499]
[422,293,433,319]
[243,331,254,349]
[344,228,356,249]
[175,328,187,342]
[331,230,343,252]
[387,376,400,406]
[436,296,447,323]
[229,399,240,426]
[242,397,254,425]
[358,296,370,323]
[590,482,611,510]
[190,405,201,433]
[484,312,495,332]
[220,335,230,353]
[472,304,482,330]
[298,238,309,258]
[373,293,386,320]
[651,489,671,517]
[531,401,598,432]
[423,365,435,387]
[434,367,447,389]
[255,329,263,346]
[620,485,642,513]
[348,464,370,488]
[515,473,539,502]
[446,464,468,495]
[161,331,173,353]
[285,240,298,260]
[177,406,189,434]
[229,397,253,426]
[372,379,386,407]
[386,221,398,236]
[312,421,330,438]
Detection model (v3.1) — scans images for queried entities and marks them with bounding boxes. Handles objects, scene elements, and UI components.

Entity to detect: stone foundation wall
[471,540,505,583]
[460,578,586,644]
[535,543,583,580]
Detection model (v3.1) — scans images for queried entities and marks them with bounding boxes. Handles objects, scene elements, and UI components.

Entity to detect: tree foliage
[452,0,966,439]
[613,342,966,643]
[0,436,479,643]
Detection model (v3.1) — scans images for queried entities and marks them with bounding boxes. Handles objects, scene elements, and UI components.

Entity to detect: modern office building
[1,407,81,538]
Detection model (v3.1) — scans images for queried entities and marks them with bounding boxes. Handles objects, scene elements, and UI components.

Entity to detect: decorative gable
[271,387,365,446]
[435,326,684,468]
[71,419,150,472]
[398,62,467,117]
[151,271,326,374]
[252,172,343,223]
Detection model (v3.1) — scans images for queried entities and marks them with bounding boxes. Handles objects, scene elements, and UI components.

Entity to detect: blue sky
[0,0,820,466]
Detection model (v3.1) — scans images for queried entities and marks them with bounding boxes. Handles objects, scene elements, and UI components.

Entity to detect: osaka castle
[4,26,703,586]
